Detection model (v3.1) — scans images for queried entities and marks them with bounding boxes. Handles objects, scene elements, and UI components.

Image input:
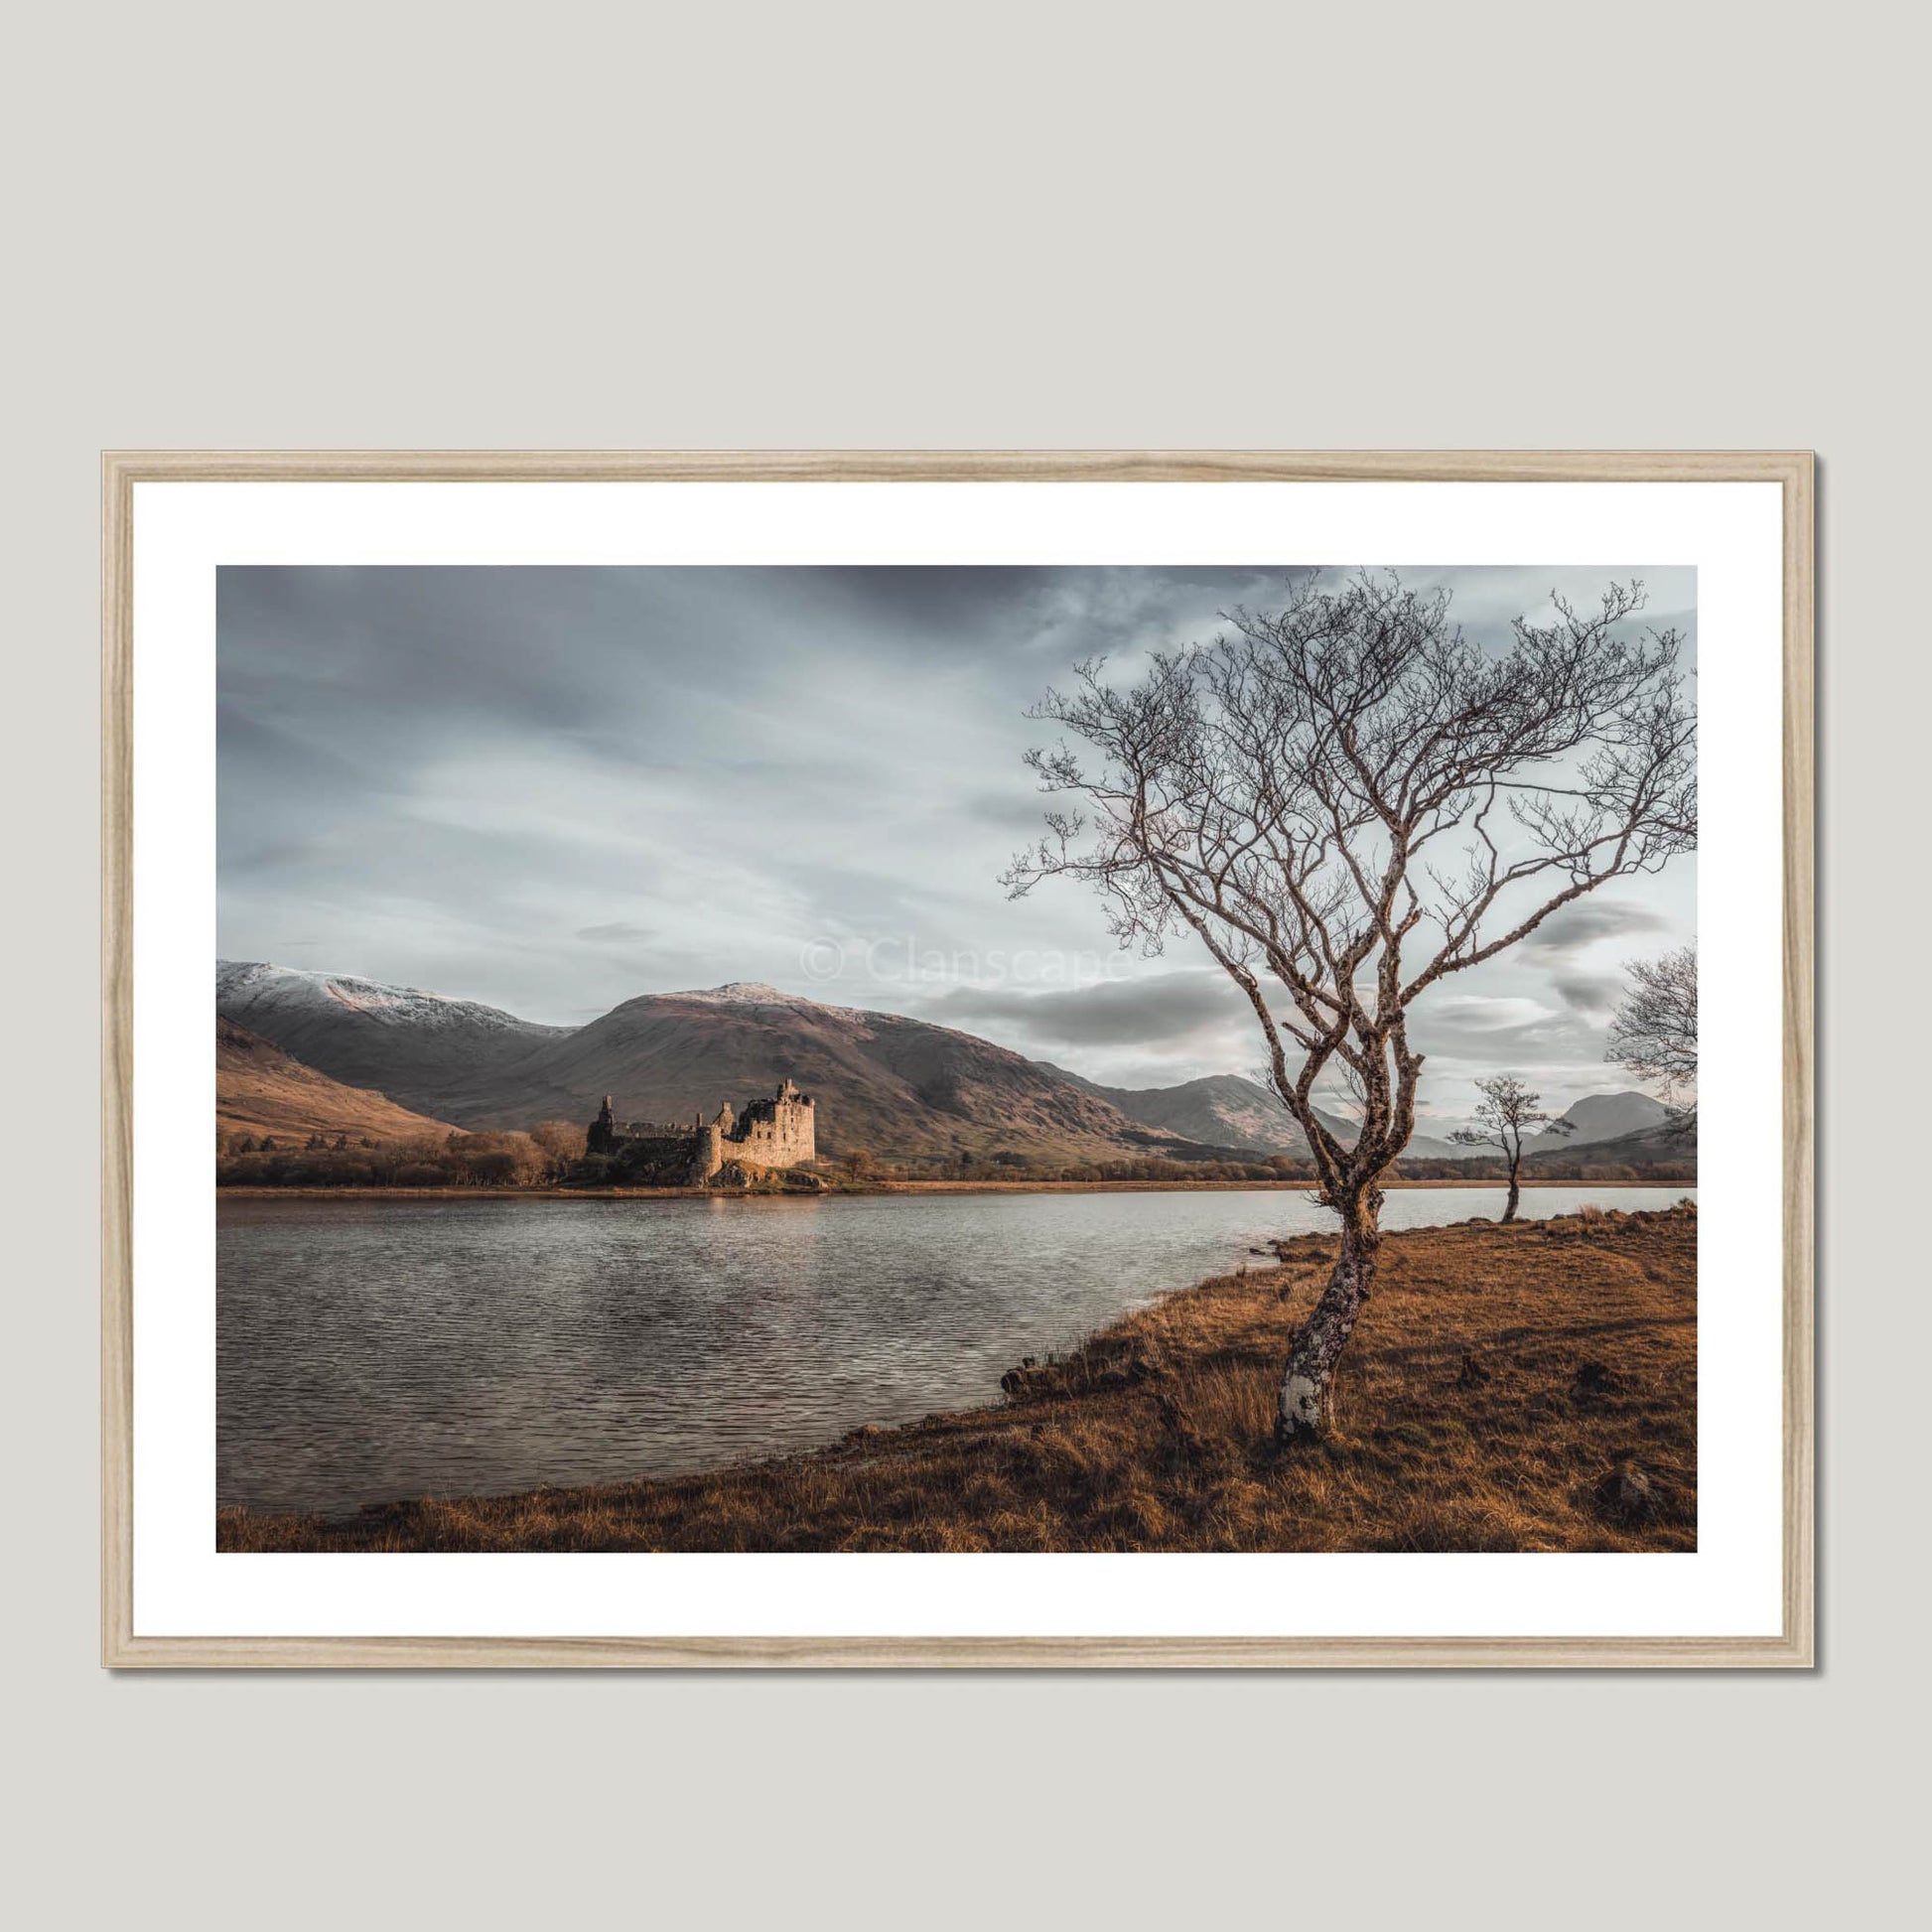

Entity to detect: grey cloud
[963,787,1059,834]
[576,922,655,943]
[1408,995,1577,1059]
[218,562,1696,1107]
[911,971,1250,1053]
[1518,901,1671,960]
[1551,970,1623,1014]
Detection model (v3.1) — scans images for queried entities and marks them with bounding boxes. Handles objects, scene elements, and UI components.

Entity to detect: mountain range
[217,968,1165,1161]
[1047,1067,1472,1163]
[214,960,1687,1168]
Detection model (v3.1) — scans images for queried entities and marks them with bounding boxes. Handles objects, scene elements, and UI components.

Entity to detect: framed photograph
[102,451,1813,1667]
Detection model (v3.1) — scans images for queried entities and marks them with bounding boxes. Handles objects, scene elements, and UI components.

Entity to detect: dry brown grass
[217,1204,1697,1555]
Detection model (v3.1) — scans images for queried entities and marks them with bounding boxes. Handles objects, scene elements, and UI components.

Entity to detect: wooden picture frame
[102,450,1814,1668]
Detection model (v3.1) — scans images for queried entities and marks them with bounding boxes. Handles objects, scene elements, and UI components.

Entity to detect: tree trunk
[1503,1171,1521,1223]
[1276,1204,1381,1444]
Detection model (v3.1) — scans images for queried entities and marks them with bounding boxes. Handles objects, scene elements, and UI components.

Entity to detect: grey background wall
[5,3,1922,1925]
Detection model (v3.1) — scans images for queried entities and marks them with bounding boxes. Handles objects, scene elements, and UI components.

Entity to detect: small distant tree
[1007,573,1695,1441]
[1607,944,1698,1134]
[1449,1074,1574,1223]
[843,1148,874,1177]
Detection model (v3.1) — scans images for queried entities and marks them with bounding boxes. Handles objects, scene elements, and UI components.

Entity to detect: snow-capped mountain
[666,981,822,1007]
[215,961,571,1117]
[215,961,559,1034]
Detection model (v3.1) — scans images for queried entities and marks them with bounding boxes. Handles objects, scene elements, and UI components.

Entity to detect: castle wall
[595,1083,814,1185]
[616,1131,705,1181]
[725,1104,814,1169]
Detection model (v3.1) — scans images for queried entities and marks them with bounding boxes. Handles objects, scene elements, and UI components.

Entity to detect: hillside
[216,1019,459,1142]
[215,961,568,1117]
[430,982,1166,1162]
[1045,1067,1315,1153]
[1526,1117,1695,1172]
[1537,1090,1675,1149]
[1051,1066,1468,1163]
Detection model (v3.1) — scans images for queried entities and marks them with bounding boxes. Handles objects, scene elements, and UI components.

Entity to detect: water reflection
[217,1186,1696,1512]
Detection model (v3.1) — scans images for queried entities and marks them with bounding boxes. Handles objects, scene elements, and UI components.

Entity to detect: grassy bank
[873,1176,1692,1195]
[218,1203,1696,1554]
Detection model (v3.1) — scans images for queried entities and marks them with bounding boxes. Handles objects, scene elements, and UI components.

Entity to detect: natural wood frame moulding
[101,450,1815,1670]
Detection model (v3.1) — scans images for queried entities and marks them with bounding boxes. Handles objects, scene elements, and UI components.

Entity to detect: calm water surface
[218,1185,1695,1512]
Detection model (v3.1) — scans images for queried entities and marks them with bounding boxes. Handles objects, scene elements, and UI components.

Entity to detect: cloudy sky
[217,565,1696,1122]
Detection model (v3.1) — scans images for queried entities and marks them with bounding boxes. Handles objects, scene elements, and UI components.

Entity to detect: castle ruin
[586,1076,816,1186]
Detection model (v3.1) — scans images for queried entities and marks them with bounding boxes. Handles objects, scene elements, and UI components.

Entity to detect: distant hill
[1043,1068,1311,1152]
[1048,1066,1468,1163]
[1063,1073,1683,1168]
[1525,1109,1694,1173]
[217,1018,459,1142]
[1536,1090,1676,1148]
[216,961,568,1117]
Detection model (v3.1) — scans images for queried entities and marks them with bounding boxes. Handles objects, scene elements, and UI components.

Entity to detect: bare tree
[1606,944,1698,1134]
[528,1119,588,1182]
[1449,1074,1574,1223]
[1005,572,1695,1443]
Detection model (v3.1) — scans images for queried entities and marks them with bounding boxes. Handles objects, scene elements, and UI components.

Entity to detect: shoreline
[216,1174,1695,1201]
[218,1205,1699,1553]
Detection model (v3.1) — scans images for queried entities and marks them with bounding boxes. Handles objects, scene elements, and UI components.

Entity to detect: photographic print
[104,454,1810,1664]
[213,561,1702,1553]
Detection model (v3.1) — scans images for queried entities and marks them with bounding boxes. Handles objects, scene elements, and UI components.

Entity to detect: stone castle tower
[586,1077,815,1185]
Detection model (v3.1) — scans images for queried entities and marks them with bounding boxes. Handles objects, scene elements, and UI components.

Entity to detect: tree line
[217,1122,587,1188]
[218,1124,1691,1191]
